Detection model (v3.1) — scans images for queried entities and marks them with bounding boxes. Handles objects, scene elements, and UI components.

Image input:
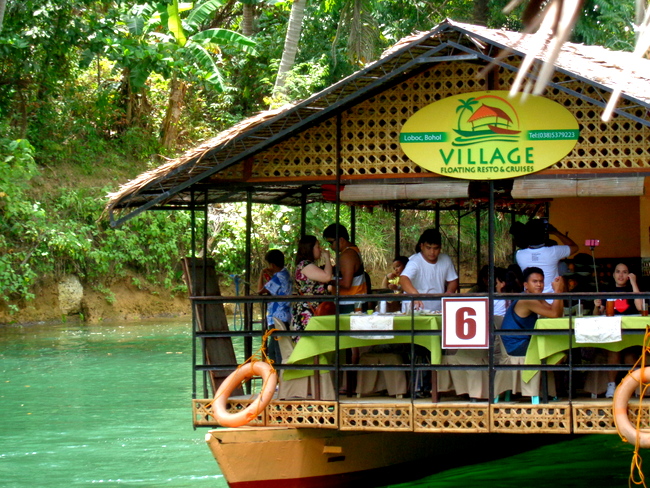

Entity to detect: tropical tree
[0,0,118,140]
[240,0,272,36]
[0,0,7,32]
[270,0,307,106]
[162,0,258,147]
[102,0,256,147]
[331,0,382,67]
[573,0,637,50]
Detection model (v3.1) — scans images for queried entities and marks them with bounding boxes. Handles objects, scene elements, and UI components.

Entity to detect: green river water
[0,319,639,487]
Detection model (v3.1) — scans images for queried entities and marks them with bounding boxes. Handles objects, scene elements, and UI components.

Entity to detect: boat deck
[193,395,649,434]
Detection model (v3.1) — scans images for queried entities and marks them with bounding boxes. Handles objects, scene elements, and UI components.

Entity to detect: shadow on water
[387,434,634,488]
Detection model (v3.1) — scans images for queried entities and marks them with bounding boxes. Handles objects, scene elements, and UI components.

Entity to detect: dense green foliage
[0,136,193,308]
[208,200,514,290]
[0,0,638,311]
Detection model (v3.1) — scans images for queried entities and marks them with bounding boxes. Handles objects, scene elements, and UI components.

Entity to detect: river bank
[0,274,191,326]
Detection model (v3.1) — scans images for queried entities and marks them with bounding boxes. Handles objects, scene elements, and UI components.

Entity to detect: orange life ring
[613,367,650,448]
[212,361,277,428]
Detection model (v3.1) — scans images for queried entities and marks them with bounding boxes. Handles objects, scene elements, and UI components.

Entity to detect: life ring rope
[210,328,279,427]
[612,326,650,488]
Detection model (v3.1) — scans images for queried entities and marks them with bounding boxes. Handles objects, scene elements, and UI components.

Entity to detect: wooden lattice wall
[220,61,650,182]
[499,66,650,172]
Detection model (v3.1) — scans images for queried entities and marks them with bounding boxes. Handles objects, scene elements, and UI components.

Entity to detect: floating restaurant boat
[106,20,650,488]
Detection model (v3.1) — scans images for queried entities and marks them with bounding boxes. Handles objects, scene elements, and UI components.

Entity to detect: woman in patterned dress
[291,235,332,333]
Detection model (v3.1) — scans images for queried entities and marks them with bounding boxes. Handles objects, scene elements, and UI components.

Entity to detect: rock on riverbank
[0,274,191,326]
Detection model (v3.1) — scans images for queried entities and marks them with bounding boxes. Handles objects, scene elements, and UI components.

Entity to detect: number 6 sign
[441,297,489,349]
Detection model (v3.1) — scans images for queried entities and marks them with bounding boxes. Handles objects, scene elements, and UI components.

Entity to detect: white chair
[272,318,335,400]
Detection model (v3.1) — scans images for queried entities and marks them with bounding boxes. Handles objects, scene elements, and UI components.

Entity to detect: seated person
[381,256,409,291]
[593,262,644,398]
[399,228,459,312]
[380,256,409,312]
[257,249,292,364]
[501,266,565,357]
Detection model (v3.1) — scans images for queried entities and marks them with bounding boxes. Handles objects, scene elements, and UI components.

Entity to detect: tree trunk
[116,67,133,132]
[271,0,307,105]
[0,0,7,33]
[160,76,187,149]
[472,0,490,26]
[242,3,254,37]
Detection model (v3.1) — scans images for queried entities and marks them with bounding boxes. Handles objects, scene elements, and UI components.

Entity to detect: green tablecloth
[284,314,441,380]
[522,315,650,382]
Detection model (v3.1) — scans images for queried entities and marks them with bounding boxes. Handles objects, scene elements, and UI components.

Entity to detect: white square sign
[442,297,489,349]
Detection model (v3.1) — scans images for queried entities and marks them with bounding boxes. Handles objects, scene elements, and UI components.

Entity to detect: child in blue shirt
[257,249,292,365]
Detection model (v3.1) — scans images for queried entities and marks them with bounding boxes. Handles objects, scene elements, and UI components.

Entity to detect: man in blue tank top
[501,266,565,356]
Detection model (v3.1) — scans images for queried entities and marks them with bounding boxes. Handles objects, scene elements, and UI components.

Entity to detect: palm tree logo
[452,95,521,147]
[456,97,479,131]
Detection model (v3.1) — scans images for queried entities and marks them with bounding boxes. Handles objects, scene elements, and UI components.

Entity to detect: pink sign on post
[442,297,489,349]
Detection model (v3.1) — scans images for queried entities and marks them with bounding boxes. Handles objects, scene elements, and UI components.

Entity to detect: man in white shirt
[516,219,578,296]
[399,228,459,312]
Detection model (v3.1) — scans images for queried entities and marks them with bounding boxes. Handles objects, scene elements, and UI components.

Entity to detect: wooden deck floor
[193,396,650,434]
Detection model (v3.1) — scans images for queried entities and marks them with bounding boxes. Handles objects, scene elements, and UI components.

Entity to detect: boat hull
[206,426,568,488]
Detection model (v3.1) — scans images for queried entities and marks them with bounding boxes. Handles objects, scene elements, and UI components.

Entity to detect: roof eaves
[108,25,465,221]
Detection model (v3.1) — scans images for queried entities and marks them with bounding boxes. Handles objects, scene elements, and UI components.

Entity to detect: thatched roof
[107,19,650,226]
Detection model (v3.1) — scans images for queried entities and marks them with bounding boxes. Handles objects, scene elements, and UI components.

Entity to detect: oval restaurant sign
[399,91,579,180]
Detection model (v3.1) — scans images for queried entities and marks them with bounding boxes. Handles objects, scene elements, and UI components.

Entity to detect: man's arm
[257,269,271,294]
[523,298,563,318]
[336,248,357,291]
[549,225,578,256]
[445,278,459,294]
[519,276,565,318]
[399,275,424,310]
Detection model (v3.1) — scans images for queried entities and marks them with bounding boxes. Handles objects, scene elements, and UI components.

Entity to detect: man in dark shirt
[501,266,565,356]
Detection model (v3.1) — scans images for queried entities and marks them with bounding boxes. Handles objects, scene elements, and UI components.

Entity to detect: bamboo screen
[220,61,650,182]
[499,66,650,172]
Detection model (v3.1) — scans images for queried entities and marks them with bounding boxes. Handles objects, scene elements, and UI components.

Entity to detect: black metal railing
[191,290,650,405]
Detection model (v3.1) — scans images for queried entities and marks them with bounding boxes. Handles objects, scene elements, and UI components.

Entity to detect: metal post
[394,208,401,257]
[334,112,342,398]
[488,181,496,404]
[476,207,481,283]
[511,212,516,261]
[456,208,461,277]
[202,191,210,399]
[244,190,253,395]
[190,191,197,400]
[300,190,307,236]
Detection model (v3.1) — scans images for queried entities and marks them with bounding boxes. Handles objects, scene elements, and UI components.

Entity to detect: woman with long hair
[593,262,644,398]
[291,235,333,333]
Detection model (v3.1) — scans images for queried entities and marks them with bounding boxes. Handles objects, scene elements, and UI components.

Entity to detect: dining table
[522,315,650,383]
[284,313,442,382]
